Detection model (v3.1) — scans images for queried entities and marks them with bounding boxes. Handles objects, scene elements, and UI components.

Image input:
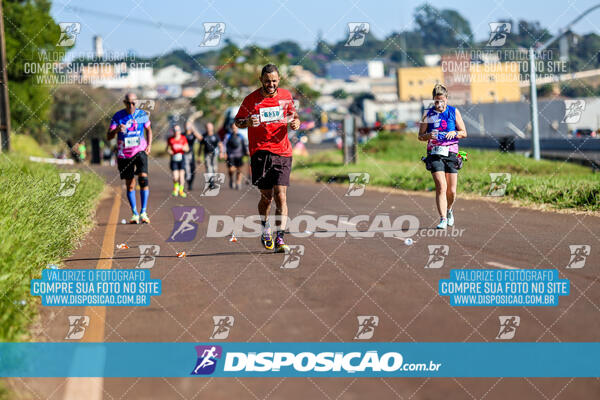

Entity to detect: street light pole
[528,3,600,161]
[529,47,540,161]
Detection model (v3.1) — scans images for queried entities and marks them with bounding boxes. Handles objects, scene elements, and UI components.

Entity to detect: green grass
[293,131,600,211]
[10,134,50,157]
[0,154,104,341]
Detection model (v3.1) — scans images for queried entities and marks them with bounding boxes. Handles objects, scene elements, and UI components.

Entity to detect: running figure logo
[65,316,89,340]
[137,245,160,269]
[354,315,379,340]
[566,245,590,269]
[488,173,511,197]
[167,207,204,242]
[346,173,370,196]
[425,245,449,269]
[345,23,370,47]
[57,173,81,197]
[281,245,305,269]
[487,22,511,47]
[200,23,225,47]
[496,316,520,340]
[562,100,586,123]
[202,173,225,196]
[57,22,81,47]
[210,316,234,340]
[191,345,222,375]
[136,99,156,116]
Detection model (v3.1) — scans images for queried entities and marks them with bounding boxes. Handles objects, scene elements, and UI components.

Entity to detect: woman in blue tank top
[418,84,468,229]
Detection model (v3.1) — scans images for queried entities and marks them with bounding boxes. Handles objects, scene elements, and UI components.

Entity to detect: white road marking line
[486,261,518,270]
[304,210,316,215]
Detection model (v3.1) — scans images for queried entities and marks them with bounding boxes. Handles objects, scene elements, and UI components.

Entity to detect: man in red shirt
[235,64,300,253]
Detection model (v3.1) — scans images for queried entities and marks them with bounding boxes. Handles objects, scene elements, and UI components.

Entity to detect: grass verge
[10,134,50,158]
[0,154,104,341]
[293,131,600,211]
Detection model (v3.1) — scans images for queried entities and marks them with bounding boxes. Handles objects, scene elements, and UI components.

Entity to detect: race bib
[172,153,183,161]
[124,136,140,148]
[431,146,449,156]
[259,106,283,123]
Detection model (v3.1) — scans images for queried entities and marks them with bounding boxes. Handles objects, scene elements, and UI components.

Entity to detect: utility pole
[0,1,10,152]
[528,47,540,160]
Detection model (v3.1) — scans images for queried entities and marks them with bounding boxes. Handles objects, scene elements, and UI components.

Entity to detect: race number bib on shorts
[124,136,140,148]
[173,153,183,161]
[259,106,283,123]
[431,146,449,156]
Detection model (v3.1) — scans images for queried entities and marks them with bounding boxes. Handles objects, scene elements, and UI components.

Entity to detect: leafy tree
[271,40,303,59]
[4,0,65,142]
[332,88,348,99]
[191,43,288,124]
[50,85,120,144]
[292,82,320,107]
[414,3,473,50]
[536,84,553,98]
[349,92,374,116]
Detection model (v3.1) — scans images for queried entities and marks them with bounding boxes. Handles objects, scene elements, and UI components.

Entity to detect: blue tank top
[425,105,458,148]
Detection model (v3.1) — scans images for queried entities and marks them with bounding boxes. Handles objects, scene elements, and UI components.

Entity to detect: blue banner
[30,269,161,306]
[439,269,569,306]
[0,343,598,377]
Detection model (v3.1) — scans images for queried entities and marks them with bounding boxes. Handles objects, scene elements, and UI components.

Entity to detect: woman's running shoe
[436,217,448,230]
[447,209,454,227]
[130,213,140,224]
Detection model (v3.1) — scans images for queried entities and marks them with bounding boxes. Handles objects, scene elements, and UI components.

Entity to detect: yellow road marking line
[63,186,121,400]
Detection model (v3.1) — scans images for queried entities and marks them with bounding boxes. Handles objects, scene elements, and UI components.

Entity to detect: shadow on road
[64,250,276,263]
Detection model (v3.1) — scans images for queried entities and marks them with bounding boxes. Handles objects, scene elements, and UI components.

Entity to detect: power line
[55,3,316,47]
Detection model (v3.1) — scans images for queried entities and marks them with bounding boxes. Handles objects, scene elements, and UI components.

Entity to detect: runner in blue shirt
[107,93,153,224]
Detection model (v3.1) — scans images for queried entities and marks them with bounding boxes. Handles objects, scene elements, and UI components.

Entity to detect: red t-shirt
[235,88,296,157]
[168,135,188,154]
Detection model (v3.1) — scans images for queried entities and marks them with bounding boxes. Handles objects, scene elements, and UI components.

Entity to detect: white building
[362,99,422,126]
[423,54,441,67]
[326,60,385,80]
[154,65,193,86]
[91,63,155,89]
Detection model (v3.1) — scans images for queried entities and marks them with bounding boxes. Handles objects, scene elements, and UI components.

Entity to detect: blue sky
[51,0,600,58]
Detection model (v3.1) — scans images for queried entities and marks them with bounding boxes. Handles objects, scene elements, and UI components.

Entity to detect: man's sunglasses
[124,100,137,105]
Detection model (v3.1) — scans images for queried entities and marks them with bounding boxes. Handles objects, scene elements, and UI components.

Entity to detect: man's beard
[262,84,277,94]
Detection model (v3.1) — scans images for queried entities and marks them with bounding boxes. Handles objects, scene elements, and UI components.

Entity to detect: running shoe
[447,209,454,227]
[179,190,187,198]
[261,229,274,250]
[172,190,179,197]
[274,236,289,253]
[140,212,150,224]
[436,217,448,230]
[129,213,140,224]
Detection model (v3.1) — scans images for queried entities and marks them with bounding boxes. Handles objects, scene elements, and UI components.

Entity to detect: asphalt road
[8,156,600,399]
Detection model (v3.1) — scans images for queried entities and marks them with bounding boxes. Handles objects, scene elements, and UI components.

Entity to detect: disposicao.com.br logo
[207,214,419,238]
[191,347,442,375]
[206,214,464,239]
